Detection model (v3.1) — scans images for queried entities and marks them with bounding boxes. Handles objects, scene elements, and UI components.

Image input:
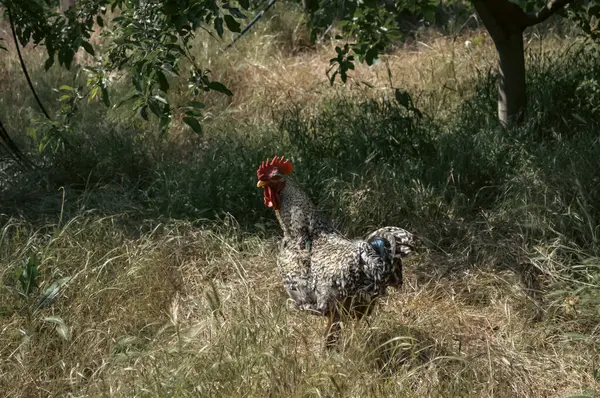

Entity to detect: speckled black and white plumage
[269,176,418,347]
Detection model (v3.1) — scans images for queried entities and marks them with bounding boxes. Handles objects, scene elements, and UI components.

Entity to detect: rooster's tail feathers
[366,226,418,258]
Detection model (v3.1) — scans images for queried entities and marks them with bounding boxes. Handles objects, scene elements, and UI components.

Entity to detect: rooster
[256,156,418,348]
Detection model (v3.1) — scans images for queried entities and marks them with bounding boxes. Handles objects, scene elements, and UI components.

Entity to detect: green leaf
[116,93,141,108]
[139,105,149,121]
[132,75,143,93]
[44,57,55,71]
[183,116,203,135]
[156,70,170,92]
[188,101,206,109]
[88,86,99,103]
[239,0,250,10]
[207,81,233,96]
[148,98,163,118]
[228,8,247,19]
[214,16,224,38]
[17,254,41,296]
[363,0,377,8]
[159,119,171,134]
[153,95,168,105]
[101,86,110,107]
[185,109,202,117]
[395,88,411,108]
[224,15,241,33]
[81,41,95,56]
[58,49,75,69]
[423,8,436,23]
[365,47,379,66]
[329,70,338,86]
[96,15,104,27]
[163,1,178,15]
[159,103,171,132]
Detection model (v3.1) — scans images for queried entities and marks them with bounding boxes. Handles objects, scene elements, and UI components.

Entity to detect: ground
[0,6,599,398]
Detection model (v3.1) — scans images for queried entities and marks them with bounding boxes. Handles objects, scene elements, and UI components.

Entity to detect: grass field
[1,5,599,397]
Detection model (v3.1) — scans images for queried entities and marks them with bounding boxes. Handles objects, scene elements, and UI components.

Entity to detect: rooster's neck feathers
[275,178,332,239]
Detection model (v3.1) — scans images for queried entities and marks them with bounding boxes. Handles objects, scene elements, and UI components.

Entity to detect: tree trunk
[473,0,528,127]
[495,31,526,126]
[473,0,574,127]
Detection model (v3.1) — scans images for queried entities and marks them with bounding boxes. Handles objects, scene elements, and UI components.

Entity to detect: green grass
[1,12,600,397]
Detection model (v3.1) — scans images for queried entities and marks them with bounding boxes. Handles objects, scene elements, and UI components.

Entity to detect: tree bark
[473,0,527,126]
[473,0,574,127]
[496,32,526,126]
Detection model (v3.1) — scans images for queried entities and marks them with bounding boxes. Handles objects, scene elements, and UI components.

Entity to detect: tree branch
[7,4,52,121]
[223,0,279,51]
[473,0,531,40]
[523,0,575,27]
[473,1,510,42]
[0,118,35,170]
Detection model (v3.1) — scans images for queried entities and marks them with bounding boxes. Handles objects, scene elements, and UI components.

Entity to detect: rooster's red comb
[257,156,293,180]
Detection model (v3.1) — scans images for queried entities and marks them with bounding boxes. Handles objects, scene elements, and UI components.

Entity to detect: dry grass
[1,7,599,398]
[197,17,570,128]
[0,214,596,397]
[0,8,569,135]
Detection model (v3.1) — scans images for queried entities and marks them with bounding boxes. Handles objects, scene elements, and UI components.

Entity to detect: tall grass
[1,12,599,397]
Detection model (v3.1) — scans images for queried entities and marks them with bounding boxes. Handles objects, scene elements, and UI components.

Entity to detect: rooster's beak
[257,181,267,188]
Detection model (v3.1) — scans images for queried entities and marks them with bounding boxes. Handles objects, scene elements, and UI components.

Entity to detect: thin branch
[223,0,279,51]
[523,0,575,27]
[0,118,35,170]
[7,4,52,120]
[198,24,221,43]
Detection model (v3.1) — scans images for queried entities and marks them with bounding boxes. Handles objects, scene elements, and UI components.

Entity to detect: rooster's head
[256,156,293,210]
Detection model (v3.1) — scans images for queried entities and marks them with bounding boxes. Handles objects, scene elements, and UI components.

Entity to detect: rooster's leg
[324,310,341,350]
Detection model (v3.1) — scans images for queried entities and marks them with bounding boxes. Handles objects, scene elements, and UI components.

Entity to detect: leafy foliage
[16,253,41,297]
[567,0,600,41]
[101,0,237,133]
[1,0,600,142]
[1,0,247,140]
[308,0,600,86]
[310,0,440,85]
[1,30,600,395]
